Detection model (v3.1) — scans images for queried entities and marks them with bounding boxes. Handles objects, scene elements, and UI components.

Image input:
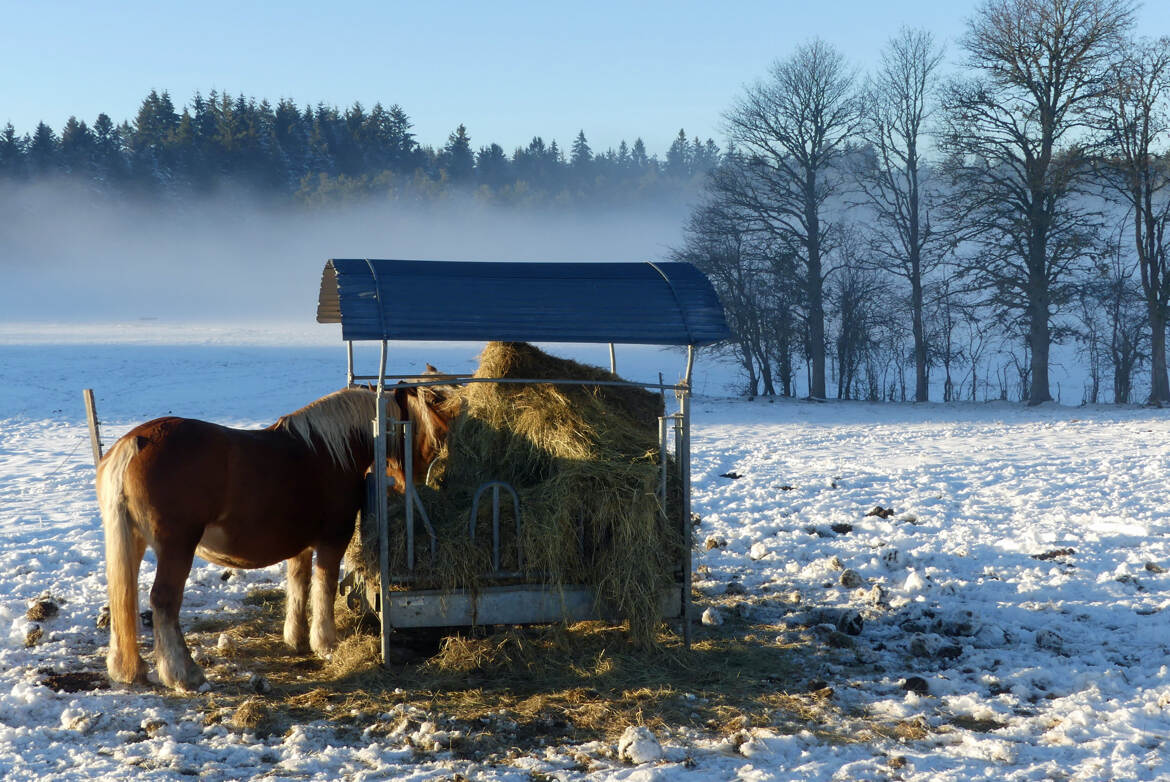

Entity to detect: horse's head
[380,365,458,494]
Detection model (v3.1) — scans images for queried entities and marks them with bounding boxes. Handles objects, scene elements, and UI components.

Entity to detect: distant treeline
[0,90,719,205]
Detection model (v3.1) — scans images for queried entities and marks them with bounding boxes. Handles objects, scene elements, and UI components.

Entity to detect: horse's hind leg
[150,545,206,691]
[283,548,312,653]
[310,543,344,656]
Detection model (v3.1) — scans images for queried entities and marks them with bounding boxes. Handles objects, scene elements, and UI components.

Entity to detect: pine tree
[0,123,27,179]
[274,97,311,187]
[91,113,126,186]
[476,143,509,187]
[631,138,648,169]
[59,116,95,177]
[338,101,366,174]
[386,104,417,171]
[666,129,690,177]
[309,103,340,177]
[443,123,474,183]
[28,122,59,175]
[130,89,181,189]
[570,130,592,169]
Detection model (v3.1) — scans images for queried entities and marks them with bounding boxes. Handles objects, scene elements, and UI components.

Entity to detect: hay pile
[347,341,682,644]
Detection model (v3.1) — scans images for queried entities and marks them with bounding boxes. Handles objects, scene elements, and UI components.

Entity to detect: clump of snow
[902,570,928,593]
[217,633,235,654]
[700,607,723,626]
[617,726,662,764]
[840,569,864,588]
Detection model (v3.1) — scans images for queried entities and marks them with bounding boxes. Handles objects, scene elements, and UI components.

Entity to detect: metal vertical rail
[609,343,617,374]
[375,393,390,665]
[469,481,522,574]
[679,344,695,649]
[657,416,668,508]
[375,339,392,665]
[346,341,355,386]
[679,388,693,649]
[403,420,415,571]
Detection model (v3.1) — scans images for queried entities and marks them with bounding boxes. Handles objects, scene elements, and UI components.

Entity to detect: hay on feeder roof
[346,342,683,645]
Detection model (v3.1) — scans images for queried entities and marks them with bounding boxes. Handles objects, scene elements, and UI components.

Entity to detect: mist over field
[0,181,691,323]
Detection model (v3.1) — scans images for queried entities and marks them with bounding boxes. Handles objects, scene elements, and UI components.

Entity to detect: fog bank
[0,182,691,323]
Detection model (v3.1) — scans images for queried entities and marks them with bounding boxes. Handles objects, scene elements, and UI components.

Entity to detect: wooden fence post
[82,389,103,468]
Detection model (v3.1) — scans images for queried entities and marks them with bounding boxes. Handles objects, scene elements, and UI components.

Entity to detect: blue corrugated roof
[316,259,731,346]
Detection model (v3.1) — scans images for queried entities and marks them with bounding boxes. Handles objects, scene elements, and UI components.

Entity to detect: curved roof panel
[316,259,731,346]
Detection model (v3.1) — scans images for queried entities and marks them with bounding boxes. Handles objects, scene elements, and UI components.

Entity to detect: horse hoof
[176,674,207,693]
[284,636,310,655]
[311,639,338,659]
[160,665,207,693]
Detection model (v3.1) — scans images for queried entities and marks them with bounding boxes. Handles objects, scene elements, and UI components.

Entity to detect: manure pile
[346,341,683,644]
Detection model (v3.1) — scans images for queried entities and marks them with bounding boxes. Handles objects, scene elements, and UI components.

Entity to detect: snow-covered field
[2,323,1170,780]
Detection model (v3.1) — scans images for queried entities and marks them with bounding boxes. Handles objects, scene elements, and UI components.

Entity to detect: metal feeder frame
[351,342,696,664]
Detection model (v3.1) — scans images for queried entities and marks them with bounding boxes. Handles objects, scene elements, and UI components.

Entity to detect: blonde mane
[275,387,400,469]
[400,386,452,465]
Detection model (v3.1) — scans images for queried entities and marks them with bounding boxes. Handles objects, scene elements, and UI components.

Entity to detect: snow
[2,322,1170,779]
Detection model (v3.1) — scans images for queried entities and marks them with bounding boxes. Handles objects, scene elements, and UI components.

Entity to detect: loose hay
[347,342,681,645]
[187,583,913,756]
[232,697,271,732]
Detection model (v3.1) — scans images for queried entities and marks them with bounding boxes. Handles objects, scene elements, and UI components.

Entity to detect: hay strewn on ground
[190,594,839,756]
[347,341,681,644]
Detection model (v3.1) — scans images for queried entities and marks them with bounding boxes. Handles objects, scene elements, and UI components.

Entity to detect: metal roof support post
[374,398,391,665]
[609,343,617,375]
[657,416,668,508]
[679,382,693,650]
[346,341,355,387]
[375,340,392,666]
[674,343,696,649]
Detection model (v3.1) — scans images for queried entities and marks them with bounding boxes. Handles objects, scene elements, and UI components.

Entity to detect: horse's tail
[96,435,148,684]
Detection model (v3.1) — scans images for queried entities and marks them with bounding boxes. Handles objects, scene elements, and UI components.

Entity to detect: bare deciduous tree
[941,0,1136,405]
[722,39,863,400]
[1097,37,1170,404]
[854,27,945,402]
[676,194,776,396]
[830,228,888,399]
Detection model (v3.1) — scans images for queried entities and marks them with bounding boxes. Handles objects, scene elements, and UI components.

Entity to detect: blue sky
[3,1,1168,156]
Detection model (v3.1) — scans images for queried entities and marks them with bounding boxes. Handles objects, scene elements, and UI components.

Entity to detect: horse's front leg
[151,545,206,692]
[283,548,313,653]
[310,543,344,656]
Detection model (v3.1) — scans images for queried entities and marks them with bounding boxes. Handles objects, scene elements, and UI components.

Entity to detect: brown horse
[97,386,448,691]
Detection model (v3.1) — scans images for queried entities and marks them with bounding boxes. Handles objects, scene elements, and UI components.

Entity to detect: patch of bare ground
[179,588,933,758]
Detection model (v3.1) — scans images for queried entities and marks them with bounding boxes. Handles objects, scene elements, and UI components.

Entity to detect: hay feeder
[316,259,730,661]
